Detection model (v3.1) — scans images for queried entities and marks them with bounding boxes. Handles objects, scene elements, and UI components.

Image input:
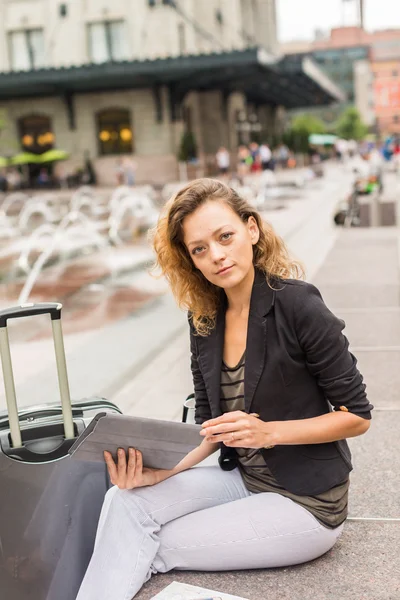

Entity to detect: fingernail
[118,448,124,455]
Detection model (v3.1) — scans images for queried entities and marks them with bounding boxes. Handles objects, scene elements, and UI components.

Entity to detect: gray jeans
[76,466,344,600]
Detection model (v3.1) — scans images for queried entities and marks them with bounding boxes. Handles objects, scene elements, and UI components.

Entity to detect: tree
[0,109,7,156]
[0,109,6,130]
[283,114,326,153]
[334,106,368,141]
[178,130,197,162]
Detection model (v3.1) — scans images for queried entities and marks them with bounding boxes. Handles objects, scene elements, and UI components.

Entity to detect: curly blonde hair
[150,178,304,336]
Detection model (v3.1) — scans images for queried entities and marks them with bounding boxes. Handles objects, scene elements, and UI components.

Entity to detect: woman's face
[182,199,259,290]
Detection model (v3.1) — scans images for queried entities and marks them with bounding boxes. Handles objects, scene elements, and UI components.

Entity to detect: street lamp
[342,0,364,29]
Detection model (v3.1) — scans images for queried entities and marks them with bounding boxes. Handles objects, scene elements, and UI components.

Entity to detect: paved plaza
[0,164,399,599]
[131,229,400,600]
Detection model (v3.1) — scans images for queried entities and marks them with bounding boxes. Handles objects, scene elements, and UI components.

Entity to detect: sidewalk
[132,227,400,600]
[1,167,399,597]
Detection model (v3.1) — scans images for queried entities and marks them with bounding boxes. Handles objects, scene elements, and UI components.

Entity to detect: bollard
[396,189,400,227]
[370,190,380,227]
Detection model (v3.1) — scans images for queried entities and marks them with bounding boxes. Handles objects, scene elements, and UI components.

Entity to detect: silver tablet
[68,413,202,470]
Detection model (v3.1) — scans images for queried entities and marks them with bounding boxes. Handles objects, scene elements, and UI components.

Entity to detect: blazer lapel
[244,270,276,412]
[196,270,275,416]
[196,300,225,418]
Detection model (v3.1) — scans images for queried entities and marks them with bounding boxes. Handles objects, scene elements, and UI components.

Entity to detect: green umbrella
[10,152,41,165]
[308,134,338,146]
[38,149,70,163]
[0,157,9,168]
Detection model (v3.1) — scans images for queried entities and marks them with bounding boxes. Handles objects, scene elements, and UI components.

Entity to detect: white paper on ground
[150,581,249,600]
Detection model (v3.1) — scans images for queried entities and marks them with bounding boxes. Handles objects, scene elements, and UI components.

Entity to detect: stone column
[257,104,276,144]
[227,91,247,151]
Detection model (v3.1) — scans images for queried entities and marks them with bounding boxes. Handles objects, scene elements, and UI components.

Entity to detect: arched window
[18,114,55,154]
[96,108,133,155]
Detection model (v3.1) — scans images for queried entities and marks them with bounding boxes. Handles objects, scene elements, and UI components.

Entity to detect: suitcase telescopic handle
[0,302,75,448]
[0,302,63,328]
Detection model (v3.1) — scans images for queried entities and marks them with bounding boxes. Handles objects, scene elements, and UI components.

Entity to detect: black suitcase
[0,303,122,600]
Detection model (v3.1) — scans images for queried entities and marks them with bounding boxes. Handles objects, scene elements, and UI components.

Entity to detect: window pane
[88,23,109,64]
[97,109,133,155]
[19,114,54,153]
[9,31,30,71]
[109,21,129,61]
[29,30,45,69]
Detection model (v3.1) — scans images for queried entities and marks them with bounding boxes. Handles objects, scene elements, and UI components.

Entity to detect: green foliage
[333,106,368,141]
[0,109,6,130]
[283,114,326,153]
[178,130,197,162]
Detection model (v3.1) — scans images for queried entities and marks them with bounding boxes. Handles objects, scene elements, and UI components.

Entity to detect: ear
[247,216,260,245]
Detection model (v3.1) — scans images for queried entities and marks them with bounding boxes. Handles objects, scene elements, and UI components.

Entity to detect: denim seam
[139,497,236,526]
[123,532,147,600]
[160,525,324,552]
[120,493,239,598]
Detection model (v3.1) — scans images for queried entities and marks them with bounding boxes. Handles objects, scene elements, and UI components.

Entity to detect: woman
[76,179,373,600]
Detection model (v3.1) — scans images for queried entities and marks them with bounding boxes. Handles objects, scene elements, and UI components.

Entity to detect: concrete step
[338,308,400,348]
[313,228,400,287]
[318,283,400,310]
[348,410,400,518]
[134,521,400,600]
[354,350,400,409]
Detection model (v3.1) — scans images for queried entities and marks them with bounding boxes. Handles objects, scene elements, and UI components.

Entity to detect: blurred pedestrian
[57,165,68,189]
[215,146,230,177]
[277,143,289,168]
[82,152,97,185]
[37,168,50,189]
[348,139,357,158]
[115,159,124,186]
[6,168,21,190]
[393,138,400,175]
[259,143,272,171]
[237,145,251,179]
[335,139,349,163]
[249,142,261,172]
[123,157,137,186]
[287,152,297,169]
[0,168,7,192]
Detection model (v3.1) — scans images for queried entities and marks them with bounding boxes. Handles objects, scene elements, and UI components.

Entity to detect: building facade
[0,0,341,184]
[369,38,400,135]
[353,59,375,128]
[371,59,400,135]
[0,0,279,71]
[281,26,400,135]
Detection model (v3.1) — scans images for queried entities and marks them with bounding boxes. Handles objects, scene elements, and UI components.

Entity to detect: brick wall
[372,60,400,134]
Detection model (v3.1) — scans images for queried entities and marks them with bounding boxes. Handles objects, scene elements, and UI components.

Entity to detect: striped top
[221,353,349,529]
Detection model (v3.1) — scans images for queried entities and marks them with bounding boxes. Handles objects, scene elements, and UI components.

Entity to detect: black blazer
[189,269,373,496]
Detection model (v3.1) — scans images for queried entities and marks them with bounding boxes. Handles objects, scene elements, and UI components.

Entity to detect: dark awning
[0,48,346,109]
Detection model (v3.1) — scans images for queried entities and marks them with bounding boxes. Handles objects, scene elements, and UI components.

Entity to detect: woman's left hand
[200,411,276,449]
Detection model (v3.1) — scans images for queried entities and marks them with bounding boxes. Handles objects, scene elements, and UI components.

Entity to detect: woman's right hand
[104,448,171,490]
